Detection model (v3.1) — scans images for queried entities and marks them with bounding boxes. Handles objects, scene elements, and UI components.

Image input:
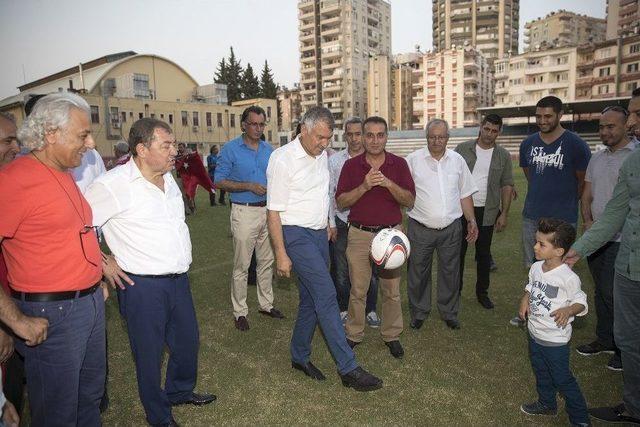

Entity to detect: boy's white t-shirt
[525,261,588,346]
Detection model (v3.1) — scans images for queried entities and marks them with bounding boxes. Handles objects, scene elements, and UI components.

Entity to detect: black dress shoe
[445,319,460,330]
[171,392,217,406]
[477,295,494,309]
[234,316,249,331]
[385,340,404,359]
[340,367,383,392]
[410,319,424,329]
[589,403,640,425]
[259,308,285,319]
[346,338,360,349]
[292,361,326,380]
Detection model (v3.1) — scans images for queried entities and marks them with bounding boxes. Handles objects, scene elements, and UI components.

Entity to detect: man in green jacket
[565,88,640,425]
[455,114,514,309]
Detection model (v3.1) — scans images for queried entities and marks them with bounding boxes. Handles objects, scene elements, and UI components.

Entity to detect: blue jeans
[283,225,358,375]
[614,273,640,418]
[528,337,589,425]
[15,288,105,427]
[118,273,199,425]
[333,217,378,313]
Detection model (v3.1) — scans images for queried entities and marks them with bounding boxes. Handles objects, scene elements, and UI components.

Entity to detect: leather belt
[125,272,184,279]
[349,222,397,233]
[11,282,101,302]
[231,201,267,207]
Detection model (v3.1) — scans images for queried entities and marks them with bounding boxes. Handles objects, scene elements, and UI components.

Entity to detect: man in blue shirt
[215,106,284,331]
[512,96,591,326]
[207,145,226,206]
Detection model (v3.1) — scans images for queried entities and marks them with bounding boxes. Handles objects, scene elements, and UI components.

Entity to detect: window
[110,107,119,126]
[206,112,212,127]
[267,107,272,119]
[627,63,639,73]
[192,112,199,127]
[628,82,639,91]
[217,113,223,127]
[90,106,100,124]
[630,44,640,54]
[230,114,235,127]
[597,84,609,94]
[138,113,143,119]
[556,56,568,65]
[181,111,188,126]
[160,114,164,119]
[150,113,156,119]
[599,67,611,77]
[597,48,611,59]
[268,130,272,141]
[120,111,127,123]
[133,73,150,99]
[168,114,173,124]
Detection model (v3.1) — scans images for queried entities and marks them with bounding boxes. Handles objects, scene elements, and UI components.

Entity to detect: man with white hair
[0,92,105,426]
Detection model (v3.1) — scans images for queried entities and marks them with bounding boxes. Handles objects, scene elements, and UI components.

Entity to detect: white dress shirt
[72,149,107,194]
[406,147,477,229]
[328,148,353,227]
[471,145,493,207]
[84,158,192,275]
[267,137,330,230]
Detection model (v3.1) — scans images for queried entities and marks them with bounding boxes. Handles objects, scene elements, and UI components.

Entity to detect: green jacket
[454,139,514,226]
[573,148,640,281]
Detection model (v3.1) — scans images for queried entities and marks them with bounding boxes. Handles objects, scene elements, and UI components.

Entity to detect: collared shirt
[573,148,640,281]
[72,148,106,194]
[328,148,353,227]
[406,147,477,229]
[214,136,273,203]
[586,140,637,241]
[455,139,514,226]
[85,158,192,275]
[266,137,329,230]
[335,151,415,227]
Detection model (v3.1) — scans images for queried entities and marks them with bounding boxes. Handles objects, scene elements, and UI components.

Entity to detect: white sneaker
[366,311,381,328]
[340,311,348,326]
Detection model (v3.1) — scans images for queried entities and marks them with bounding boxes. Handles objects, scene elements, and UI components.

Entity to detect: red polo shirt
[336,151,415,227]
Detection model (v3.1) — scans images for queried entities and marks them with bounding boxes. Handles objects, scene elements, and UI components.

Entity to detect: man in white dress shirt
[85,118,215,427]
[405,118,479,330]
[266,106,382,391]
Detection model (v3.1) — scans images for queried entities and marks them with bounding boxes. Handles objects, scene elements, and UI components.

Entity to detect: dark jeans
[284,225,358,375]
[15,289,105,427]
[528,337,589,425]
[118,273,199,425]
[614,273,640,418]
[587,241,619,351]
[2,349,25,417]
[208,170,226,204]
[332,217,378,313]
[460,207,494,297]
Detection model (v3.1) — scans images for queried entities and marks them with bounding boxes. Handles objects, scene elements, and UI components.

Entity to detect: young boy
[518,218,590,426]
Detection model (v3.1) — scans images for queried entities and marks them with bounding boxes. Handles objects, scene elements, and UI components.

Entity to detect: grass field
[99,167,621,426]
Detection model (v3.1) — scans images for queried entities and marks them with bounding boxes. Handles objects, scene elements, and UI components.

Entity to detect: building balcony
[323,93,342,103]
[320,1,341,15]
[299,21,314,31]
[320,26,340,37]
[321,15,341,26]
[576,76,594,87]
[621,71,640,82]
[495,87,508,95]
[322,71,343,80]
[300,44,315,52]
[321,61,341,70]
[301,54,316,64]
[322,47,342,59]
[464,90,479,97]
[301,75,316,84]
[300,31,314,42]
[525,64,570,75]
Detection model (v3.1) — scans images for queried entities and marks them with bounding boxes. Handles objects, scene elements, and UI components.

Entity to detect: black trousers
[3,349,25,416]
[460,207,494,297]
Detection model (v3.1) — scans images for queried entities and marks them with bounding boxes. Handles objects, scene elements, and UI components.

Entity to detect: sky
[0,0,607,99]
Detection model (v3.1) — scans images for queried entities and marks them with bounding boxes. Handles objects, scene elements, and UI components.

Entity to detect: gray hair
[114,140,129,154]
[17,92,90,151]
[302,106,335,131]
[425,118,449,137]
[343,116,362,131]
[0,112,16,125]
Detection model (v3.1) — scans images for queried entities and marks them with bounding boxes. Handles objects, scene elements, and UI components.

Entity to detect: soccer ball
[370,228,411,270]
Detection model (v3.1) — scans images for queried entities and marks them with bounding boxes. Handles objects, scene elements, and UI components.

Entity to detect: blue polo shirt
[214,136,273,203]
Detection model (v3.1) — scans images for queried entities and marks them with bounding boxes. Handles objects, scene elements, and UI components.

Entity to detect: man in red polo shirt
[336,116,415,359]
[0,93,105,426]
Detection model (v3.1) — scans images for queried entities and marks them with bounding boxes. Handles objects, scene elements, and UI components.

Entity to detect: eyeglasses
[427,136,448,142]
[245,122,266,128]
[79,225,100,267]
[601,106,629,117]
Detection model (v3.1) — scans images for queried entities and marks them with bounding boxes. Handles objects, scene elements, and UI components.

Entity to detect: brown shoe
[259,308,285,319]
[234,316,249,331]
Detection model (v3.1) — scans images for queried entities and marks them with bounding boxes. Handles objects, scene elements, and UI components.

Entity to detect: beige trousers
[345,226,403,342]
[230,204,274,319]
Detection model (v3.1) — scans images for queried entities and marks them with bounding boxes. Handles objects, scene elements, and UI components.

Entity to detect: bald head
[599,108,629,150]
[0,114,19,168]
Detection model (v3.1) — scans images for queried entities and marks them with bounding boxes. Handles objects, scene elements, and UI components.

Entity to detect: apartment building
[576,34,640,99]
[405,47,493,129]
[298,0,391,126]
[0,51,277,157]
[432,0,519,63]
[524,10,606,52]
[606,0,640,39]
[494,47,578,106]
[367,55,414,130]
[276,85,302,132]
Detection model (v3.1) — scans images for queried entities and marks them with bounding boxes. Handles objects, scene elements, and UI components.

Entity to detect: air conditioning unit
[112,122,121,129]
[192,125,199,132]
[207,126,213,132]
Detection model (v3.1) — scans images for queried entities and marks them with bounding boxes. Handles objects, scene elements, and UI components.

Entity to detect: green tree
[259,60,278,99]
[225,47,244,103]
[241,63,261,99]
[214,57,228,85]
